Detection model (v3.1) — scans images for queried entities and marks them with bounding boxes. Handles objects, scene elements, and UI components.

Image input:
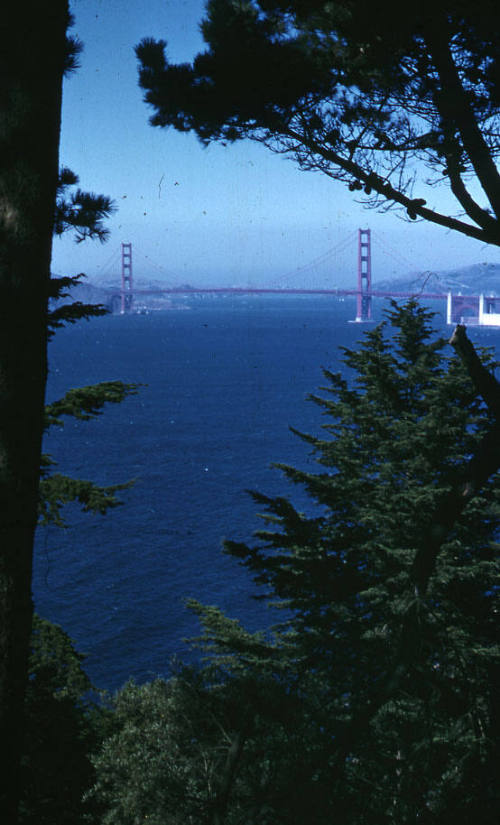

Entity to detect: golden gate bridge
[105,230,499,325]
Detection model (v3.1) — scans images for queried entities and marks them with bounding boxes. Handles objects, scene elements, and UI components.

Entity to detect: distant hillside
[49,275,184,313]
[50,277,115,310]
[374,262,500,295]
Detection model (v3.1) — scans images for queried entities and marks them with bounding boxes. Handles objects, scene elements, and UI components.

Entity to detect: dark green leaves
[45,382,140,428]
[40,382,139,525]
[54,168,116,243]
[136,0,500,244]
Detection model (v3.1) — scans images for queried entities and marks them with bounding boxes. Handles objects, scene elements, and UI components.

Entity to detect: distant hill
[49,275,184,313]
[374,262,500,295]
[50,277,115,310]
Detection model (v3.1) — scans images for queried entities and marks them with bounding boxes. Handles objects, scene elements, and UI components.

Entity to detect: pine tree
[89,303,500,824]
[191,301,500,823]
[0,8,128,814]
[0,5,73,817]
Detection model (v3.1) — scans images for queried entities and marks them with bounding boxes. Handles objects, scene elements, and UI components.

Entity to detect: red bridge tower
[356,228,372,322]
[120,242,133,314]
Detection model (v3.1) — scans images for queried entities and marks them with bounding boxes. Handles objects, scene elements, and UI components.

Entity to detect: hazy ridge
[374,262,500,295]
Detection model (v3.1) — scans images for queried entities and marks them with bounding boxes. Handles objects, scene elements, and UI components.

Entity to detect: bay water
[33,295,489,691]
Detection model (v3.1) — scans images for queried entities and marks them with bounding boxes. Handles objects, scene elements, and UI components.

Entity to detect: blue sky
[53,0,500,288]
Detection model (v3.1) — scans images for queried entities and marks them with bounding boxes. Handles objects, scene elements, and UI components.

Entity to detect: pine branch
[45,382,140,429]
[445,147,498,233]
[47,274,110,336]
[47,302,109,338]
[54,168,116,243]
[38,474,134,527]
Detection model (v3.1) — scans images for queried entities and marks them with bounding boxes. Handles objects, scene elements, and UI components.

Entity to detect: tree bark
[0,4,68,820]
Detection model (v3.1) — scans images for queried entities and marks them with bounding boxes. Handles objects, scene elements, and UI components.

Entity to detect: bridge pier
[447,292,500,326]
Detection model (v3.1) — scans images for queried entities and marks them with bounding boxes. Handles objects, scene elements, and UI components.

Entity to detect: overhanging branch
[283,126,500,245]
[450,325,500,417]
[446,154,498,233]
[425,25,500,221]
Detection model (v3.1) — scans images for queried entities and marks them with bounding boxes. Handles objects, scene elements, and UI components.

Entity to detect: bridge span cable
[371,233,457,302]
[132,248,180,286]
[269,229,358,288]
[95,246,122,278]
[371,231,443,293]
[372,231,424,275]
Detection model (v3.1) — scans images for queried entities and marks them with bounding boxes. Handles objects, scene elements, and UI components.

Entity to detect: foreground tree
[20,617,103,825]
[90,303,500,823]
[137,0,500,245]
[88,655,317,825]
[0,4,72,817]
[196,303,500,823]
[223,303,500,822]
[19,323,138,824]
[0,8,125,817]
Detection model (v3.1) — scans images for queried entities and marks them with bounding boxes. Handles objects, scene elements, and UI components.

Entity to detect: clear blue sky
[53,0,500,288]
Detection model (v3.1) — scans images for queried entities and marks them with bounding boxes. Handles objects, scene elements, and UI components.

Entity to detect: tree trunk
[0,4,68,820]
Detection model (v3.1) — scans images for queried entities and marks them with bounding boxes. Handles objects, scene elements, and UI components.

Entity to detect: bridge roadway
[109,286,449,299]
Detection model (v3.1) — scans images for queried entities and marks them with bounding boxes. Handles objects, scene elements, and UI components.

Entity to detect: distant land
[373,261,500,296]
[50,262,500,314]
[50,276,184,313]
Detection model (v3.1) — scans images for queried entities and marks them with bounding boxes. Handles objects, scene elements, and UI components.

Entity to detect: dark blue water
[33,296,495,691]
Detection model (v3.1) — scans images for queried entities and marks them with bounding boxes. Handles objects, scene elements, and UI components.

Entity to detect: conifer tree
[213,301,500,823]
[134,12,500,809]
[0,5,72,817]
[90,303,500,823]
[0,9,127,817]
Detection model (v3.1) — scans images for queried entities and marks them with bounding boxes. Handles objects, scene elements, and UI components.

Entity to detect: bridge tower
[120,242,133,314]
[356,228,372,322]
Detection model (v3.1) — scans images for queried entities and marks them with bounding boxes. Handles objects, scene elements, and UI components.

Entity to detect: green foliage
[48,167,116,337]
[55,167,116,244]
[39,382,139,525]
[47,274,108,339]
[88,676,216,825]
[137,0,500,244]
[88,663,332,825]
[38,474,134,527]
[90,303,500,824]
[20,616,104,825]
[28,614,93,701]
[45,382,140,428]
[220,301,500,823]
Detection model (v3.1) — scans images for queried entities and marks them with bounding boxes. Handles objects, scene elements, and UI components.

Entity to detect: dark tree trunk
[0,4,68,820]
